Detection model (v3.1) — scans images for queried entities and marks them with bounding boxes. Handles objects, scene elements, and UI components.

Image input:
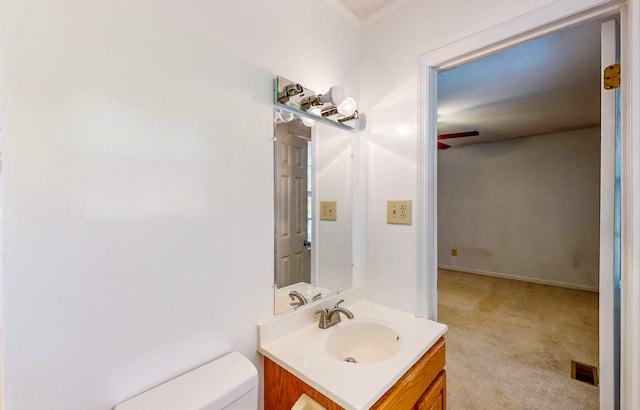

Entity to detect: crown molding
[324,0,417,28]
[360,0,415,26]
[323,0,362,28]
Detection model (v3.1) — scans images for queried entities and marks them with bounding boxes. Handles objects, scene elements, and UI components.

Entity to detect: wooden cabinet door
[416,370,446,410]
[371,337,445,410]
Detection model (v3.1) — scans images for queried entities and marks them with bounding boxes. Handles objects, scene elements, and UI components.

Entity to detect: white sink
[325,319,402,364]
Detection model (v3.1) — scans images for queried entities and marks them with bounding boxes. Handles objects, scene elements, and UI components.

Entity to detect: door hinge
[604,63,620,90]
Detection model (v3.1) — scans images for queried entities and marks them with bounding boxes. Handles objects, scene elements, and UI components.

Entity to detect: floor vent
[571,360,599,386]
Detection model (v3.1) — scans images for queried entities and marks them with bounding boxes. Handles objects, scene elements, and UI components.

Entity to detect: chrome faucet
[289,291,308,307]
[315,299,354,329]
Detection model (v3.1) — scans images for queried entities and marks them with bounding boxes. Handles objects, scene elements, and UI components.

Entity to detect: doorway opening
[435,19,603,408]
[416,3,636,408]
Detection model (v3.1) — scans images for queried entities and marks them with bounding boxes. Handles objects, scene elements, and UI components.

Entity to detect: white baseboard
[438,265,599,293]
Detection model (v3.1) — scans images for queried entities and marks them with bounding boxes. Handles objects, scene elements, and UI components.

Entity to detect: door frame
[415,0,640,408]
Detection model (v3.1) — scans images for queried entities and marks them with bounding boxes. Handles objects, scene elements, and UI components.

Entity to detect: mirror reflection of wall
[273,109,353,315]
[314,121,353,292]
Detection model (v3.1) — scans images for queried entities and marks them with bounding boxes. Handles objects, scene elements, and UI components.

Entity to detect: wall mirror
[273,108,354,315]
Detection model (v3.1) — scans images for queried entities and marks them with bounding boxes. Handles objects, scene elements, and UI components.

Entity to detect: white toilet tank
[113,352,258,410]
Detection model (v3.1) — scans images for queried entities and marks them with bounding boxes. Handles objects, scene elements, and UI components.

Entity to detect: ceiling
[437,19,603,148]
[333,0,404,20]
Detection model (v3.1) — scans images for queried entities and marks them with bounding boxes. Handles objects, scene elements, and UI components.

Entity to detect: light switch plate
[387,200,412,225]
[320,201,337,221]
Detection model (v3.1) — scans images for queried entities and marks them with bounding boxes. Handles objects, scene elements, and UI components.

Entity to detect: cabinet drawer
[371,337,445,409]
[416,370,446,410]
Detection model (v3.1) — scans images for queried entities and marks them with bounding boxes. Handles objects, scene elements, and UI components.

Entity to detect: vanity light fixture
[337,97,357,117]
[275,76,361,131]
[275,109,295,123]
[302,117,316,127]
[301,85,345,111]
[309,107,322,116]
[278,83,304,103]
[357,112,367,131]
[302,107,322,127]
[338,110,366,131]
[320,105,340,117]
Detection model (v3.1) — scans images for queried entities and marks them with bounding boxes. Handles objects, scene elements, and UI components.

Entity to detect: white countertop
[258,298,447,409]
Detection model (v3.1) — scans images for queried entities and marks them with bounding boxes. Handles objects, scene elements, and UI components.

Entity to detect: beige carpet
[438,269,599,409]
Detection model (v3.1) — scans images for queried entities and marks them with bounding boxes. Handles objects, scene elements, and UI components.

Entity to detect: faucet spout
[326,299,354,326]
[329,307,354,320]
[316,299,354,329]
[289,291,308,307]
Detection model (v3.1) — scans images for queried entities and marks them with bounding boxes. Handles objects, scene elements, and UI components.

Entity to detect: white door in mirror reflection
[275,125,311,288]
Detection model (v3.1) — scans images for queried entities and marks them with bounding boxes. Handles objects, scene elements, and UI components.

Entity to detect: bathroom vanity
[264,337,445,409]
[258,291,447,410]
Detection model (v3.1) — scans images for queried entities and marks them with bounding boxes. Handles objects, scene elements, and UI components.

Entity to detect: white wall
[438,128,600,290]
[315,123,353,292]
[360,0,558,313]
[0,1,359,409]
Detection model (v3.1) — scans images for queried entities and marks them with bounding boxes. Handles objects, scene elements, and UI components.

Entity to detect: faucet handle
[333,299,345,308]
[311,293,322,302]
[315,309,330,329]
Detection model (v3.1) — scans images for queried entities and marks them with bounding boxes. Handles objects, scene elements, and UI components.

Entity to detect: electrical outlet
[320,201,337,221]
[387,200,412,225]
[451,248,458,256]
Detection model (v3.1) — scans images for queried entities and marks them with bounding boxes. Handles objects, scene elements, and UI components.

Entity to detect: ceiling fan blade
[438,142,451,150]
[438,131,479,140]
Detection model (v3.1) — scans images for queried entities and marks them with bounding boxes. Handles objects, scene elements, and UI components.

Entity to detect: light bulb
[338,97,357,117]
[318,86,345,105]
[281,111,295,122]
[276,110,295,123]
[357,112,367,131]
[302,107,322,127]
